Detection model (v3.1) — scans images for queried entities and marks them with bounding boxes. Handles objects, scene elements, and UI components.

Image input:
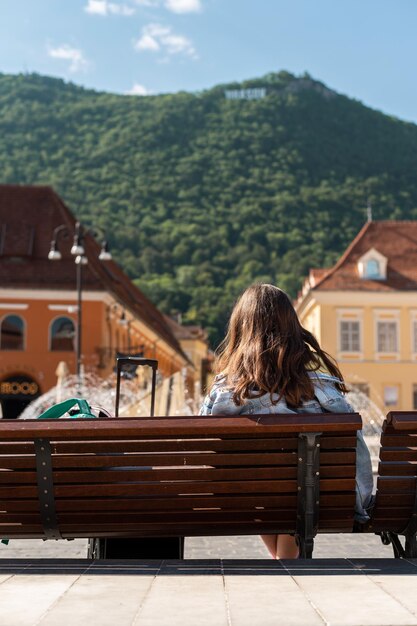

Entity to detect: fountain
[19,368,195,420]
[346,387,384,471]
[19,371,156,419]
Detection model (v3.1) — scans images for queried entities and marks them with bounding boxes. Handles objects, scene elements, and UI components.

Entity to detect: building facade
[0,185,206,417]
[296,220,417,412]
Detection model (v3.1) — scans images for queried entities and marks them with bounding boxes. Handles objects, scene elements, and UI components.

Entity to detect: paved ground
[1,558,417,626]
[0,535,402,626]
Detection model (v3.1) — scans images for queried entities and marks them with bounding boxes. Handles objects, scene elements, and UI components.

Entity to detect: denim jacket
[199,372,373,522]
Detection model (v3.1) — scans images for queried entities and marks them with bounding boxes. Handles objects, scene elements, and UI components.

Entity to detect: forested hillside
[1,70,417,344]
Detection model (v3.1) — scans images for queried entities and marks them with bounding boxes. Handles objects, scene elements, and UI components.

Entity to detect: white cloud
[134,23,197,58]
[133,0,160,5]
[134,0,202,12]
[136,32,161,51]
[164,0,201,13]
[84,0,136,16]
[127,83,151,95]
[47,44,89,73]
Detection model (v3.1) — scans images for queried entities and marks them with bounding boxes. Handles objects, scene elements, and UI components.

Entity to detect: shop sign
[0,381,39,395]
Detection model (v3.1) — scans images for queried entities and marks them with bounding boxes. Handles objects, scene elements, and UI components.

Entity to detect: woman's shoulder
[308,370,342,385]
[199,376,243,415]
[308,371,353,413]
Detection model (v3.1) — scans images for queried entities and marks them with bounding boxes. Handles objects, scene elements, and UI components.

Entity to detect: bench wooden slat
[380,450,417,462]
[1,506,356,525]
[0,450,355,470]
[375,493,414,507]
[378,463,417,476]
[380,434,417,447]
[0,414,362,440]
[2,492,355,514]
[0,435,358,456]
[0,476,356,499]
[0,464,357,485]
[386,412,417,432]
[0,451,297,469]
[374,477,416,493]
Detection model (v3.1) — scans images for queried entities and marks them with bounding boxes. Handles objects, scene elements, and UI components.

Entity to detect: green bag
[37,398,97,420]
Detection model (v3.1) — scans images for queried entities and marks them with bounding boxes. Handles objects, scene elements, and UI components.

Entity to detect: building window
[50,317,75,351]
[350,383,369,397]
[377,321,398,352]
[366,259,382,278]
[384,385,399,407]
[340,320,361,352]
[0,315,25,350]
[365,259,381,278]
[358,248,387,280]
[413,385,417,410]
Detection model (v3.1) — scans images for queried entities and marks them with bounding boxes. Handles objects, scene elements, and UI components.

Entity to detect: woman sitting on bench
[199,283,373,559]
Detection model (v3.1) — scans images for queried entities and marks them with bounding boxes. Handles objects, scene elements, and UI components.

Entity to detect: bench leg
[87,538,106,559]
[377,531,417,558]
[297,536,314,559]
[405,534,417,558]
[378,531,405,558]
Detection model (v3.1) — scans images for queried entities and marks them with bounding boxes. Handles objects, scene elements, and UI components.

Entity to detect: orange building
[0,185,199,418]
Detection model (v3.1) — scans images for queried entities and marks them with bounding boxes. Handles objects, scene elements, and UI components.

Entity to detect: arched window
[365,259,380,278]
[50,317,75,351]
[0,315,25,350]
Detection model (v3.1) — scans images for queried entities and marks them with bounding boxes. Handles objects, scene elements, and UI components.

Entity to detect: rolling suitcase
[88,356,185,559]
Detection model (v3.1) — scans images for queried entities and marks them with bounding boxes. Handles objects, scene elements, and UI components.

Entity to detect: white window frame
[337,309,363,359]
[374,310,400,360]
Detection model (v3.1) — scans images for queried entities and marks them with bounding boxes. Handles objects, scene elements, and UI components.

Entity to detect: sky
[1,0,417,123]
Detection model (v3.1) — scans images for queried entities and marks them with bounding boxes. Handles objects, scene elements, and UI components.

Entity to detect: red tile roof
[0,184,187,359]
[312,220,417,291]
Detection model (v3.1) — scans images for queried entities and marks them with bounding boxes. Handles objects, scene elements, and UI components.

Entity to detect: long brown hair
[215,283,346,407]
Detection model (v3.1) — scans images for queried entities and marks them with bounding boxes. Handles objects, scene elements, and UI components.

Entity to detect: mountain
[1,70,417,345]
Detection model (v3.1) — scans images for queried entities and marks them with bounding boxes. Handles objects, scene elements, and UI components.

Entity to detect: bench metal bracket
[378,531,406,558]
[377,477,417,558]
[401,477,417,558]
[296,432,321,558]
[34,438,62,540]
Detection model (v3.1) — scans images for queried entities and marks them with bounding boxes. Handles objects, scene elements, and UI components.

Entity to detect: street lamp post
[48,221,112,383]
[119,310,131,352]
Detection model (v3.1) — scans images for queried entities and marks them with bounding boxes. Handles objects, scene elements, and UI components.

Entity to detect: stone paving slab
[1,559,417,626]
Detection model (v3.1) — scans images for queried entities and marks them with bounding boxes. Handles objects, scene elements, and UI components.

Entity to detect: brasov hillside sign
[224,88,266,100]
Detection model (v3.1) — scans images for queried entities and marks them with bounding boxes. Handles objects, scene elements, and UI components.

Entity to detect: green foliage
[1,70,417,346]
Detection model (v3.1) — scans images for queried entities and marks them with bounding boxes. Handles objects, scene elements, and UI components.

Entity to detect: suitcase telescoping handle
[115,356,158,417]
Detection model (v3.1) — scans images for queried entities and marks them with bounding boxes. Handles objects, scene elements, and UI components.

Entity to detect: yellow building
[296,220,417,412]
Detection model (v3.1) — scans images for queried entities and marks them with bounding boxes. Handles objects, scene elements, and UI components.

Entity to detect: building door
[0,374,41,419]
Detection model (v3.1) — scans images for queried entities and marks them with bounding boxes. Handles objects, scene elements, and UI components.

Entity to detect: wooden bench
[0,412,364,558]
[367,411,417,558]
